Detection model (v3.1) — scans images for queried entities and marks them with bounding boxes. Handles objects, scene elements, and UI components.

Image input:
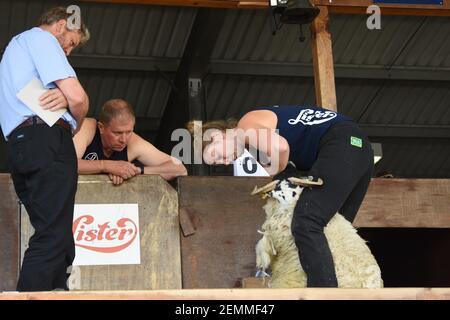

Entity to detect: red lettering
[97,222,110,240]
[85,229,97,242]
[72,215,138,253]
[73,215,94,241]
[118,228,133,241]
[105,229,118,240]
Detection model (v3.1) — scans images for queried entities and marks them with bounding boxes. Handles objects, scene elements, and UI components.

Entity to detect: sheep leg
[256,235,273,274]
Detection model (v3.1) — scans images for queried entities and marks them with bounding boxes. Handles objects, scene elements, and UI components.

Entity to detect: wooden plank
[81,0,268,9]
[1,288,450,300]
[179,207,196,236]
[81,0,450,15]
[0,174,19,291]
[20,175,181,290]
[242,277,270,288]
[178,176,269,289]
[313,0,450,16]
[311,6,337,111]
[355,179,450,228]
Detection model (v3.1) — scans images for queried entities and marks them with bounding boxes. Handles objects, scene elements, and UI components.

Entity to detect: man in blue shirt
[0,6,90,291]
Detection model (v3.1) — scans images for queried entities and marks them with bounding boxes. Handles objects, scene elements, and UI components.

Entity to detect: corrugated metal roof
[0,0,197,59]
[358,80,450,126]
[78,2,196,58]
[204,74,315,120]
[211,10,450,68]
[77,69,173,119]
[374,138,450,178]
[204,75,450,128]
[212,9,312,63]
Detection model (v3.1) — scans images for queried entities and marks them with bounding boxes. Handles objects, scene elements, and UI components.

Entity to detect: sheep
[252,178,383,288]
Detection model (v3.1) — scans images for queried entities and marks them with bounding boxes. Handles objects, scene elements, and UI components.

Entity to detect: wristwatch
[139,164,145,175]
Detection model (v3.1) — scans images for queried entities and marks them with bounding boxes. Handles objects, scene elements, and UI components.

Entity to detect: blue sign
[375,0,442,4]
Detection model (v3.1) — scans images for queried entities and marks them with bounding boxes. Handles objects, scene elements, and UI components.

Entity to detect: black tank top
[82,127,128,161]
[257,105,353,171]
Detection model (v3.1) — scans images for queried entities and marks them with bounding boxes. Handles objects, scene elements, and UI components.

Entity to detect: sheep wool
[256,180,383,288]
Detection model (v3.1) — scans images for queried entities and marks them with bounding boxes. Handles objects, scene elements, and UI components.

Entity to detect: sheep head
[252,176,323,203]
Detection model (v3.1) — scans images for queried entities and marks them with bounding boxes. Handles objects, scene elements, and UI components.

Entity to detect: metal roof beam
[210,61,450,81]
[360,124,450,138]
[68,56,450,82]
[70,55,179,72]
[155,8,226,157]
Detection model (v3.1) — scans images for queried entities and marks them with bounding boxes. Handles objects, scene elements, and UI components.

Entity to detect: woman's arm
[238,110,290,176]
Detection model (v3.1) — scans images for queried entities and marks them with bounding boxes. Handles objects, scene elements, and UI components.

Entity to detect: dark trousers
[291,122,374,287]
[7,123,77,291]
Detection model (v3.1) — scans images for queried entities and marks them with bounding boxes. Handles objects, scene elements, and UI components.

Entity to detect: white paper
[16,77,67,127]
[233,149,270,177]
[72,203,141,266]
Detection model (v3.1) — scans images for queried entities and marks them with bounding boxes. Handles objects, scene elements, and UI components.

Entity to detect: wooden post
[311,6,337,111]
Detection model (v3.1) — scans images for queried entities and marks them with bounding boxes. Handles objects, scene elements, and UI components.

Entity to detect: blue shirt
[0,27,78,139]
[258,105,353,171]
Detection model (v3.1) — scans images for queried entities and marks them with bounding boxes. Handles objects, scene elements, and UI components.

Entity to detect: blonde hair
[186,119,238,150]
[186,119,238,135]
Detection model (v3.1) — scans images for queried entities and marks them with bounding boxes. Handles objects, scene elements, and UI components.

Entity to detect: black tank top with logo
[82,127,128,161]
[257,105,353,171]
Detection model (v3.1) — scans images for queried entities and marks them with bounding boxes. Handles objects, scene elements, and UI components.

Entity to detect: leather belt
[11,116,72,136]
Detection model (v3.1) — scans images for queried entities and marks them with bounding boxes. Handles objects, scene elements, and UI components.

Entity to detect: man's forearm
[143,160,187,180]
[78,159,106,174]
[69,95,89,129]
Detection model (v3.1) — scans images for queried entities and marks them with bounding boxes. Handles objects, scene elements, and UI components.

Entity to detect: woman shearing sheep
[188,105,374,287]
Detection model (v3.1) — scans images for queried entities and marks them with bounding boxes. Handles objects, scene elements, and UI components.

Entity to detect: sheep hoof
[255,269,271,278]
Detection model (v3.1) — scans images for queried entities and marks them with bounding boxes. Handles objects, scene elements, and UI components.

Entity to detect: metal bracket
[189,78,202,98]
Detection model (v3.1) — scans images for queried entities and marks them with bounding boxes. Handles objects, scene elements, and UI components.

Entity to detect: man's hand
[104,160,141,180]
[108,173,124,186]
[39,88,68,111]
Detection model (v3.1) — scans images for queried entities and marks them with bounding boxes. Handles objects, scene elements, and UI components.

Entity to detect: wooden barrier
[1,175,449,291]
[0,175,19,291]
[355,179,450,228]
[178,177,450,288]
[178,177,269,289]
[20,175,181,291]
[1,288,449,300]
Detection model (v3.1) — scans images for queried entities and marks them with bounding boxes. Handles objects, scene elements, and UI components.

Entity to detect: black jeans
[7,123,77,291]
[291,121,373,287]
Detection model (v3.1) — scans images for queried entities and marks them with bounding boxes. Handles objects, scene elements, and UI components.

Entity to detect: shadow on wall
[359,228,450,287]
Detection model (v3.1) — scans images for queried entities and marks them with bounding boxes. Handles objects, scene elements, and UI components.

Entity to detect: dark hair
[99,99,136,125]
[38,6,90,45]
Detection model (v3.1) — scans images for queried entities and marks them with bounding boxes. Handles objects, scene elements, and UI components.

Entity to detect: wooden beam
[1,288,450,300]
[80,0,268,9]
[355,179,450,228]
[313,0,450,16]
[81,0,450,16]
[311,6,337,110]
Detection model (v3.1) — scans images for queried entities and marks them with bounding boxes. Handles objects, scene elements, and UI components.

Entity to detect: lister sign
[72,203,141,266]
